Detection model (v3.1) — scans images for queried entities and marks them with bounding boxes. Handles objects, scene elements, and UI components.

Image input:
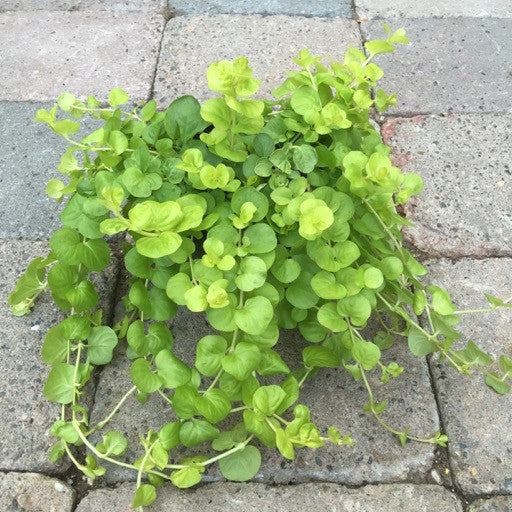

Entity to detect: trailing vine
[9,25,512,509]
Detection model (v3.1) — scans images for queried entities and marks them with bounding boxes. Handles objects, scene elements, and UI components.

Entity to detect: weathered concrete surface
[0,472,75,512]
[89,309,438,485]
[0,102,102,240]
[425,258,512,495]
[381,114,512,258]
[0,12,164,102]
[361,19,512,115]
[0,240,120,473]
[75,482,463,511]
[0,0,166,10]
[168,0,351,17]
[468,495,512,511]
[355,0,512,18]
[154,15,361,103]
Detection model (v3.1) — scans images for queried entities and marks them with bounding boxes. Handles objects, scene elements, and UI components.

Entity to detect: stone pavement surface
[0,1,511,511]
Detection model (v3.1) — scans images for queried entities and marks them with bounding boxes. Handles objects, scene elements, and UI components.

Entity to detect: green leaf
[123,167,162,198]
[96,431,128,456]
[271,257,301,284]
[109,130,128,155]
[428,286,456,316]
[311,271,346,300]
[242,224,277,254]
[165,95,208,143]
[303,346,340,368]
[235,256,267,292]
[293,144,317,173]
[317,303,348,332]
[252,385,286,416]
[407,327,438,357]
[42,326,69,364]
[195,335,227,377]
[363,267,384,289]
[234,296,273,335]
[155,349,191,388]
[44,364,75,404]
[222,342,260,381]
[257,349,290,375]
[218,445,261,482]
[87,326,118,365]
[196,388,231,423]
[108,88,129,107]
[49,227,81,265]
[365,40,395,55]
[131,484,156,508]
[179,419,220,447]
[65,280,98,312]
[276,428,295,460]
[130,358,161,393]
[158,422,182,450]
[78,239,110,271]
[485,373,510,395]
[351,340,381,370]
[171,466,202,488]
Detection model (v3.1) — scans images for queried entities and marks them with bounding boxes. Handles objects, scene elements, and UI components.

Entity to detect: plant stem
[86,386,137,435]
[358,364,437,444]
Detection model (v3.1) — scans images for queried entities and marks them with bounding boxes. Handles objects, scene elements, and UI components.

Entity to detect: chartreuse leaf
[171,466,202,488]
[96,431,128,456]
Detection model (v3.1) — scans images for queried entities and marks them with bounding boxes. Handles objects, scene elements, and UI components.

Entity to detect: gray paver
[0,11,164,102]
[89,310,438,485]
[381,114,512,258]
[355,0,512,19]
[168,0,351,17]
[468,496,512,511]
[0,102,102,240]
[361,19,512,115]
[0,0,166,11]
[0,472,75,512]
[75,482,462,511]
[0,240,120,473]
[425,258,512,495]
[154,15,361,104]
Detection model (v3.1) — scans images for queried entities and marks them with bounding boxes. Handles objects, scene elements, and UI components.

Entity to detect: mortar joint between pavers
[149,17,171,102]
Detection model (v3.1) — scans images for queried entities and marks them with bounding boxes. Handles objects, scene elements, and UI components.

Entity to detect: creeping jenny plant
[9,26,512,509]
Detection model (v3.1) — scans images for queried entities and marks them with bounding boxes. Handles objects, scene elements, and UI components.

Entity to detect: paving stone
[154,15,361,104]
[468,495,512,511]
[355,0,512,18]
[0,102,104,240]
[380,114,512,258]
[425,258,512,495]
[168,0,351,17]
[0,472,75,512]
[89,308,438,485]
[75,481,462,511]
[0,240,120,473]
[0,11,164,102]
[361,19,512,115]
[0,0,166,11]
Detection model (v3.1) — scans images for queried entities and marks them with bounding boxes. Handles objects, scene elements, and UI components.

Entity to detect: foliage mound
[9,26,512,509]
